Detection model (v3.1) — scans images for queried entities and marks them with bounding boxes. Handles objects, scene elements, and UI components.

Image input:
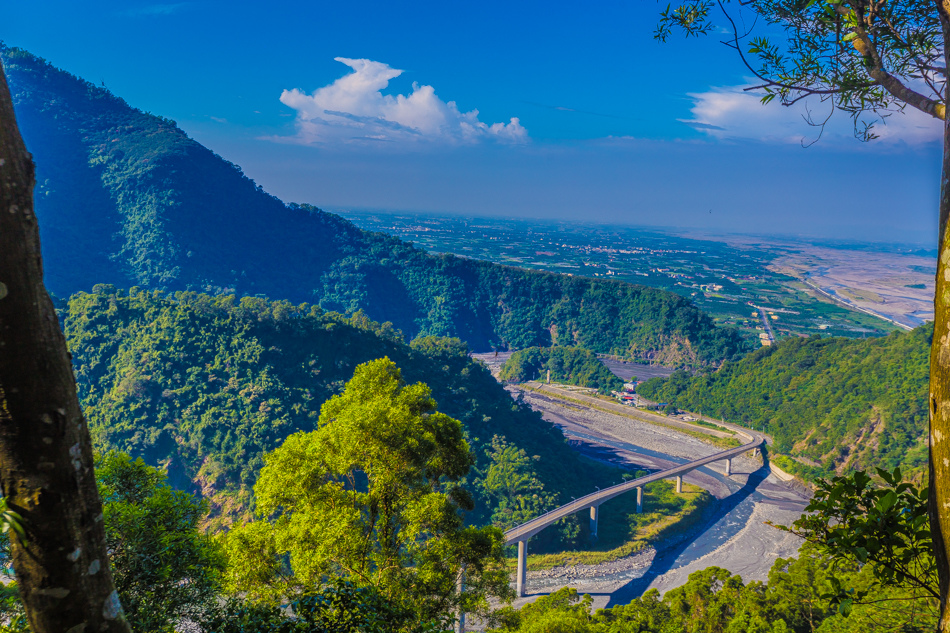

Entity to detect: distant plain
[342,210,936,341]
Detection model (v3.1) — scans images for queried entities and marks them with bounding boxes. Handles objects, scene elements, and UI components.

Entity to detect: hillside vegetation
[498,346,624,393]
[64,287,617,534]
[5,45,747,366]
[490,548,935,632]
[639,326,931,479]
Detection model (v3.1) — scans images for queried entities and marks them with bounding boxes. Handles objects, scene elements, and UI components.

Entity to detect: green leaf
[838,597,853,616]
[877,490,897,512]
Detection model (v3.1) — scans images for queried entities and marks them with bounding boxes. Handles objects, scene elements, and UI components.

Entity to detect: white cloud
[682,84,942,147]
[277,58,527,146]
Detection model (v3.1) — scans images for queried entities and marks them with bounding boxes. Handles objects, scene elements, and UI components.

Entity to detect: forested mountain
[499,346,624,393]
[639,326,931,479]
[63,287,611,530]
[4,45,747,365]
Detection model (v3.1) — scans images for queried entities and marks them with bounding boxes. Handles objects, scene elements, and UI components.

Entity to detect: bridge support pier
[675,475,683,494]
[724,458,732,477]
[455,565,466,633]
[516,540,528,597]
[590,505,599,538]
[636,486,642,513]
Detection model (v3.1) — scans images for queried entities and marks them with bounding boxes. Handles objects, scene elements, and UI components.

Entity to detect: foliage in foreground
[97,453,225,631]
[638,326,931,479]
[778,467,937,616]
[0,438,936,633]
[1,453,224,633]
[498,346,624,394]
[490,549,936,632]
[208,581,444,633]
[224,359,512,627]
[64,287,596,545]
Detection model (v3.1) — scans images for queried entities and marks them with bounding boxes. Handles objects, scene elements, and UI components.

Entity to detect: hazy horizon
[333,206,940,254]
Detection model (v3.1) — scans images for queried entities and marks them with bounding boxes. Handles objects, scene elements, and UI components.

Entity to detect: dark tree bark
[0,60,131,632]
[932,14,950,631]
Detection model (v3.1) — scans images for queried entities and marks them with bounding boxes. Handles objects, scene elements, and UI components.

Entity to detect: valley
[340,209,935,341]
[0,36,941,633]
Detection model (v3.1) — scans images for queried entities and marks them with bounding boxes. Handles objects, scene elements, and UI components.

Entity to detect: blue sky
[1,0,942,244]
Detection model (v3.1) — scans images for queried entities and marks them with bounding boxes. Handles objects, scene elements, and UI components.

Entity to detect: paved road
[503,422,763,544]
[752,304,776,343]
[522,382,737,441]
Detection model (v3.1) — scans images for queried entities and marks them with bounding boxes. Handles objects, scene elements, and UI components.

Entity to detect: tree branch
[868,64,947,119]
[848,9,946,119]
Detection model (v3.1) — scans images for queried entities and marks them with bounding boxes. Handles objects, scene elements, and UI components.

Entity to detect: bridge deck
[503,424,764,544]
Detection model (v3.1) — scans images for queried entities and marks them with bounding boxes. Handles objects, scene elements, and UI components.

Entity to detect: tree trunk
[0,61,131,632]
[932,33,950,628]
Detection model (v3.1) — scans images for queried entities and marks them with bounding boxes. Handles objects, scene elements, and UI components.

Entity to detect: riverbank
[508,385,810,610]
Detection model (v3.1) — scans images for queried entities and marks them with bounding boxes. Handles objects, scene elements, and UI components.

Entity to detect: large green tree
[656,1,950,628]
[96,453,225,632]
[224,358,512,629]
[475,436,557,531]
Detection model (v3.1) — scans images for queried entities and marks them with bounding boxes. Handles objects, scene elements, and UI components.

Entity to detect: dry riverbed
[507,387,809,612]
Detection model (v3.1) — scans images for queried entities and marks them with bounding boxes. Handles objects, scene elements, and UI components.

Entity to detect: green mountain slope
[499,346,624,393]
[63,287,608,528]
[638,326,931,479]
[5,45,748,365]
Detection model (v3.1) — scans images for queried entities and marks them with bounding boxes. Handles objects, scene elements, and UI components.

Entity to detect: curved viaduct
[503,421,766,597]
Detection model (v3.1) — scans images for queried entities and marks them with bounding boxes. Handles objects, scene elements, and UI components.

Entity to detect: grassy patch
[770,453,824,481]
[510,480,712,570]
[694,418,731,432]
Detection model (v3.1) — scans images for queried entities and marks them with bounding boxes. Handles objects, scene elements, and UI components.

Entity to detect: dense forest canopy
[3,44,748,366]
[498,346,624,394]
[639,325,931,479]
[63,287,617,537]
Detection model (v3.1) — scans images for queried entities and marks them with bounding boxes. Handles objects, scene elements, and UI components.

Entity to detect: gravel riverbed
[505,388,810,613]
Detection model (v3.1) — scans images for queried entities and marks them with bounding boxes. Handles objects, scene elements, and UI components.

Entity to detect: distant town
[341,210,932,342]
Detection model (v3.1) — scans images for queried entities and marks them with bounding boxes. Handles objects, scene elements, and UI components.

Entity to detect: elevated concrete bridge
[503,422,765,597]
